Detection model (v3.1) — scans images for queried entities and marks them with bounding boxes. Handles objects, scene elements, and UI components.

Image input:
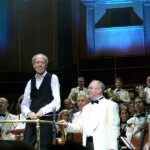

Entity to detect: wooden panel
[78,55,150,85]
[0,0,9,71]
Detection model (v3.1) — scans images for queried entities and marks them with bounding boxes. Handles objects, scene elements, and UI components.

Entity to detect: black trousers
[86,136,94,150]
[23,116,53,150]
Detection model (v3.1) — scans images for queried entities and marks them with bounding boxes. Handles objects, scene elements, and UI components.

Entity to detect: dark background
[0,0,150,113]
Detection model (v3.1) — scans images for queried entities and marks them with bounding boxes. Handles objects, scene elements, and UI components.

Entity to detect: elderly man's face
[33,56,47,75]
[88,81,101,99]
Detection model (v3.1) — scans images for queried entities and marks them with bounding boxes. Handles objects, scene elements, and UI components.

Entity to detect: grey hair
[32,53,49,65]
[93,80,105,92]
[78,94,91,102]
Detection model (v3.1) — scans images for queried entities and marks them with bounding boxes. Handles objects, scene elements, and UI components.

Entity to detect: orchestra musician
[0,97,18,140]
[58,80,120,150]
[126,97,150,149]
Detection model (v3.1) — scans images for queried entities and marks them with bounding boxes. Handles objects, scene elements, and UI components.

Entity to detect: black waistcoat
[30,73,54,113]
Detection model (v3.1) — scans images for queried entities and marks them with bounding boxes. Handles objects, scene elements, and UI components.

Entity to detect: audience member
[59,80,120,150]
[0,97,18,140]
[68,77,88,103]
[144,75,150,104]
[21,53,61,150]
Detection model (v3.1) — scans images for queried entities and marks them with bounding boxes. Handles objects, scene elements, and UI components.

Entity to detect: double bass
[131,110,150,150]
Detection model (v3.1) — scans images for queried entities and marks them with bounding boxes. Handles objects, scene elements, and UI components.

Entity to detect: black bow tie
[0,114,6,117]
[136,113,145,118]
[116,89,120,92]
[91,100,99,104]
[91,97,104,104]
[79,88,83,91]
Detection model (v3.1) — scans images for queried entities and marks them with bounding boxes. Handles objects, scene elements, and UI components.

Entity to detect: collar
[91,96,104,104]
[35,71,47,79]
[116,88,121,92]
[136,112,145,118]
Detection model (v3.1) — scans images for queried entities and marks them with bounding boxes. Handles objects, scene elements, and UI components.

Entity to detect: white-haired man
[21,53,61,150]
[59,80,120,150]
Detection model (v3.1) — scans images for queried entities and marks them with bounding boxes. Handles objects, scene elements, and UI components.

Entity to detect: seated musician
[126,97,150,142]
[56,109,70,144]
[68,94,90,144]
[0,97,18,140]
[119,106,130,150]
[11,95,26,140]
[15,95,26,129]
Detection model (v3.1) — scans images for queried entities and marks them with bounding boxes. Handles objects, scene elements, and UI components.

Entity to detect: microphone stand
[52,107,57,145]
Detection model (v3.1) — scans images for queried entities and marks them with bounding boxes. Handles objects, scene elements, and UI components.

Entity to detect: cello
[131,110,150,150]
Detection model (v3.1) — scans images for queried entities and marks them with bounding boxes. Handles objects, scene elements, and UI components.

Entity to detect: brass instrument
[104,88,115,99]
[104,88,120,102]
[71,92,78,102]
[135,85,144,93]
[0,119,53,150]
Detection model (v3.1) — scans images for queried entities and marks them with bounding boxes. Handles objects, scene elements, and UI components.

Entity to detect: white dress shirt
[114,88,131,103]
[21,71,61,118]
[144,87,150,104]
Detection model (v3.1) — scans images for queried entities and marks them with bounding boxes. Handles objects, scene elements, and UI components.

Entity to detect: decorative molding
[81,0,150,5]
[80,0,99,6]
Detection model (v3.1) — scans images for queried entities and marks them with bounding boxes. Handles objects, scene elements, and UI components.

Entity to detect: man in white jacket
[0,97,18,139]
[144,75,150,104]
[59,80,120,150]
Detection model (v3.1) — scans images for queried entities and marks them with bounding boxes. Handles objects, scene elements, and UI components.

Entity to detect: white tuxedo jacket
[68,86,88,102]
[67,98,120,150]
[144,87,150,104]
[0,113,18,138]
[126,114,150,141]
[114,88,131,103]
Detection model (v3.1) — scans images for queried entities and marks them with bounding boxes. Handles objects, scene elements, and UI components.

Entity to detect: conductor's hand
[28,111,37,120]
[58,120,68,128]
[35,110,43,119]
